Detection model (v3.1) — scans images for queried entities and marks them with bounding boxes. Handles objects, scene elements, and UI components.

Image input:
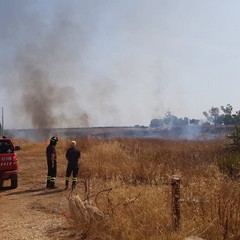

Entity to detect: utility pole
[1,107,4,137]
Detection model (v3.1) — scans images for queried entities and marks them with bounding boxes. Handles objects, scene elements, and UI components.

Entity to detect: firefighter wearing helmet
[46,136,58,189]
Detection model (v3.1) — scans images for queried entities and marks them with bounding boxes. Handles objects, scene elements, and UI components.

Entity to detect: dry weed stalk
[67,192,105,238]
[67,177,141,239]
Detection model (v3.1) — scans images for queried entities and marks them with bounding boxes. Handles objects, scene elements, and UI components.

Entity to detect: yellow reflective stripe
[50,177,56,182]
[47,176,51,180]
[72,177,77,182]
[65,177,70,181]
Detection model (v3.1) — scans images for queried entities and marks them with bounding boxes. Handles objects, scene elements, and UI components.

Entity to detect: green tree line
[150,104,240,128]
[203,104,240,126]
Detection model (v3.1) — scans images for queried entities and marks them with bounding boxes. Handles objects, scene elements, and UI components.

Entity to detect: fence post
[171,177,181,231]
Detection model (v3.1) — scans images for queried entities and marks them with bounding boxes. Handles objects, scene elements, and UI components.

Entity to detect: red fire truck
[0,137,20,189]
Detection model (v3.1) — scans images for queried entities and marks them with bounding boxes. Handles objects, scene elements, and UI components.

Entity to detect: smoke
[22,67,57,128]
[0,1,94,129]
[1,0,213,130]
[0,0,170,129]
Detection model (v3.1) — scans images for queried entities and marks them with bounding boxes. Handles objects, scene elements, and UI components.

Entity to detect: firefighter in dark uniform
[46,136,58,189]
[65,140,81,190]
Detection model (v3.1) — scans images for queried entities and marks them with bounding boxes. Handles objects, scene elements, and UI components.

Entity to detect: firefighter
[65,140,81,190]
[46,136,58,189]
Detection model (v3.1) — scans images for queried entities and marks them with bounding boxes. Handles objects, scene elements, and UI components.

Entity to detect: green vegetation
[150,104,240,128]
[226,125,240,150]
[217,126,240,179]
[218,154,240,179]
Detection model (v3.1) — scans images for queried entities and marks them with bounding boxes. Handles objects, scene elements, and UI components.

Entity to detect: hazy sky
[1,0,240,129]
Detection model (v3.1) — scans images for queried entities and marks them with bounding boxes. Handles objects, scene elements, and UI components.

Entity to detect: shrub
[218,154,240,179]
[226,125,240,151]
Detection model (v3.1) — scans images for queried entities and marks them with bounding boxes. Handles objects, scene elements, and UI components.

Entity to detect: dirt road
[0,180,77,239]
[0,185,73,239]
[0,141,78,240]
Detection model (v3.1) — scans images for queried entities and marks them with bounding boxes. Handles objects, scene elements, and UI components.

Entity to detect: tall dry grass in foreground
[15,138,240,239]
[76,138,240,240]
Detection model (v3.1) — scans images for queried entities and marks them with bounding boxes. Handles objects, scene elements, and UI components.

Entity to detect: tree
[221,104,234,126]
[163,111,176,125]
[232,111,240,125]
[189,119,200,125]
[221,104,233,115]
[162,112,189,126]
[203,107,222,126]
[174,117,189,126]
[149,111,190,127]
[226,125,240,151]
[150,119,163,128]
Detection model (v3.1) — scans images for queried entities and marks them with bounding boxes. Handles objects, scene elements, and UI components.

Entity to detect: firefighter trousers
[46,160,57,188]
[65,163,79,188]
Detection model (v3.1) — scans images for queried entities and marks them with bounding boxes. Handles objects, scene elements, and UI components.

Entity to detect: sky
[1,0,240,129]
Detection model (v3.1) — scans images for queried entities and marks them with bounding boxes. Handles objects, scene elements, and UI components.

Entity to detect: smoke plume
[1,0,205,130]
[0,1,94,129]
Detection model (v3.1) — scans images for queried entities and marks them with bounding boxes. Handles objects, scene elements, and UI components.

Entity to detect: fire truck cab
[0,137,20,189]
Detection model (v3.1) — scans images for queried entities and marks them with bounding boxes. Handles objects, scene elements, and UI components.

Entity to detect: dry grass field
[1,137,240,239]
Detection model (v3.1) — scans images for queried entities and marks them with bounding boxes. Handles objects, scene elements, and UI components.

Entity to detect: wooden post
[171,177,180,231]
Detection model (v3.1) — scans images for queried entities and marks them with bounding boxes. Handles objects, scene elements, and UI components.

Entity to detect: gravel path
[0,181,74,239]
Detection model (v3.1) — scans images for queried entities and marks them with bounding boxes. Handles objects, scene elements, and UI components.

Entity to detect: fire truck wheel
[10,174,18,189]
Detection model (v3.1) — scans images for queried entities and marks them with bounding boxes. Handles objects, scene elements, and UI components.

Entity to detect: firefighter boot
[46,179,51,189]
[50,178,57,189]
[50,182,57,189]
[72,181,76,190]
[65,180,69,190]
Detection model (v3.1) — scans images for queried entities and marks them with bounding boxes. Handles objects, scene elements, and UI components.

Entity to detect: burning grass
[15,137,240,239]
